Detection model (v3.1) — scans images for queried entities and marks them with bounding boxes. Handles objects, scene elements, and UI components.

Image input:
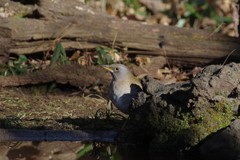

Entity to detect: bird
[102,64,142,114]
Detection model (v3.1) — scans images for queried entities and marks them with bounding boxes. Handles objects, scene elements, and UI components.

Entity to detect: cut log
[0,0,239,67]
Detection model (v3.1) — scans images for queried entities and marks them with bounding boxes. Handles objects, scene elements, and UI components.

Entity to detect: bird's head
[102,64,133,81]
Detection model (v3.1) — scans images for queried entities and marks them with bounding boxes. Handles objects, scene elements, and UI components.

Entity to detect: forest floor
[0,86,127,160]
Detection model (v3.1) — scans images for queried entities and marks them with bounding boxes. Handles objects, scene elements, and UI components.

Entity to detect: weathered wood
[0,62,155,87]
[0,64,111,87]
[0,0,239,66]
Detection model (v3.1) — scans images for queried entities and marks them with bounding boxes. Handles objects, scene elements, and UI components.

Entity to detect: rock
[192,63,240,98]
[126,63,239,152]
[200,119,240,160]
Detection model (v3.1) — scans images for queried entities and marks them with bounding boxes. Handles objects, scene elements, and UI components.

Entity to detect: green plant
[76,144,93,159]
[184,1,206,20]
[184,0,233,27]
[123,0,140,10]
[123,0,147,18]
[76,143,120,160]
[96,46,115,65]
[50,42,70,66]
[1,55,28,76]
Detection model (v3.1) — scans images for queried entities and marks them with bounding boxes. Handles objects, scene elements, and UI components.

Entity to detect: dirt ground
[0,141,83,160]
[0,85,125,130]
[0,141,174,160]
[0,85,126,160]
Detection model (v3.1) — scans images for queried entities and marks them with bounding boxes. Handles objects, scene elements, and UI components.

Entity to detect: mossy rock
[126,63,239,152]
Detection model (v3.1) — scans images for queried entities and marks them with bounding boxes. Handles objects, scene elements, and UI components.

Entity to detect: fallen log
[0,63,111,87]
[0,0,239,67]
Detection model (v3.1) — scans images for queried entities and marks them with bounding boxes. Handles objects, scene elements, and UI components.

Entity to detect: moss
[184,99,234,147]
[132,95,236,151]
[134,105,193,151]
[183,123,205,146]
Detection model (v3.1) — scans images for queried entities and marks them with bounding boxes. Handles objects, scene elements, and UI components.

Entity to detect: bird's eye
[115,67,119,71]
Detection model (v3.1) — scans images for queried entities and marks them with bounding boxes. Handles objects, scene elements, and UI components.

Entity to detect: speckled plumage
[102,64,142,114]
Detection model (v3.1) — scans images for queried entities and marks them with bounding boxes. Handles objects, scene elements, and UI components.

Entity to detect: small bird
[102,64,142,114]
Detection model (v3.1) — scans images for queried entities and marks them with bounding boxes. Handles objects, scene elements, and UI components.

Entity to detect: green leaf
[123,0,140,10]
[0,55,29,76]
[76,144,93,159]
[96,46,114,65]
[18,55,28,63]
[50,42,70,65]
[51,43,61,65]
[185,3,196,14]
[185,2,203,19]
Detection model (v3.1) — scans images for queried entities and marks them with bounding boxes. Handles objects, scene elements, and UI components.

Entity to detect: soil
[0,85,125,130]
[0,141,83,160]
[0,85,126,160]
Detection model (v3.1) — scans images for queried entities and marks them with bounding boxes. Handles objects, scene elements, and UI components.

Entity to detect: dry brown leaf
[69,50,81,61]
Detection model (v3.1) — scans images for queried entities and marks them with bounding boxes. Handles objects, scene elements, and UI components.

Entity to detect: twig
[207,23,225,38]
[112,30,119,48]
[221,49,237,67]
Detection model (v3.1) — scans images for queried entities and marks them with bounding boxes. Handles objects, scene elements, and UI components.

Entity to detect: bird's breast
[109,80,142,114]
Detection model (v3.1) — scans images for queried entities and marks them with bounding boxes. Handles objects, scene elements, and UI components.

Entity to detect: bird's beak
[101,65,113,72]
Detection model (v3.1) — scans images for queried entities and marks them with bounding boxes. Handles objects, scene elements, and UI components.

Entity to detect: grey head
[101,64,133,81]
